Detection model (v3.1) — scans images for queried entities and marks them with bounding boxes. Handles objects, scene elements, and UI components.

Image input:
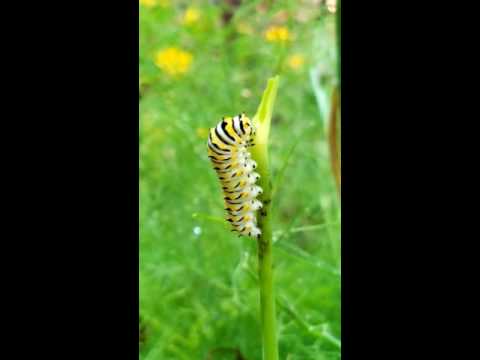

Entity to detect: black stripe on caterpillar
[207,113,262,239]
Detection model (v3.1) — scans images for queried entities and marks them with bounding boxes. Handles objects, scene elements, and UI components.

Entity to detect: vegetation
[140,1,340,359]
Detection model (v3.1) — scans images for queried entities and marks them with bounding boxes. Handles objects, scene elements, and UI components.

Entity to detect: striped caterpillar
[207,113,263,239]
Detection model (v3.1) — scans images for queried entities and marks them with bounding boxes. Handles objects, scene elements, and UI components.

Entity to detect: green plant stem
[254,147,278,360]
[251,76,280,360]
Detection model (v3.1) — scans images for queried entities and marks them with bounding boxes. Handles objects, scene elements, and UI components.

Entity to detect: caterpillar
[207,113,263,239]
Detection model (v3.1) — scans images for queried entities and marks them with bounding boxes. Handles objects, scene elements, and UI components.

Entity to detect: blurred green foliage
[140,1,340,359]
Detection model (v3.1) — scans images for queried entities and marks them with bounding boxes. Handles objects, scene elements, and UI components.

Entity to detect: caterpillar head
[240,114,255,137]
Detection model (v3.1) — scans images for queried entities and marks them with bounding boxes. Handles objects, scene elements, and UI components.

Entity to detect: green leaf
[252,75,279,146]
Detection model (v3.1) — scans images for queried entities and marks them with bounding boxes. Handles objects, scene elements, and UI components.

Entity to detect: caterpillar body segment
[207,113,262,239]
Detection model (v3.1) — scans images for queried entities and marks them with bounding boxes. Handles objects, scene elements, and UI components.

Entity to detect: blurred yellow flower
[139,0,156,7]
[154,47,193,76]
[288,54,305,70]
[139,0,169,8]
[196,127,209,139]
[183,7,201,25]
[265,26,290,43]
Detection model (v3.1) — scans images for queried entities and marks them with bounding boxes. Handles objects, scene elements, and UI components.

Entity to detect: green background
[140,1,340,359]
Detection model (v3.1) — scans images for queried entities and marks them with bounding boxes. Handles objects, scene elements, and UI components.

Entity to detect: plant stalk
[255,147,278,360]
[251,76,280,360]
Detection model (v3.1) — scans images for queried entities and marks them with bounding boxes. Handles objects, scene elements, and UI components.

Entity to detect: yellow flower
[182,7,201,25]
[265,26,291,43]
[196,127,209,139]
[154,47,193,76]
[139,0,170,8]
[287,54,305,71]
[139,0,156,7]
